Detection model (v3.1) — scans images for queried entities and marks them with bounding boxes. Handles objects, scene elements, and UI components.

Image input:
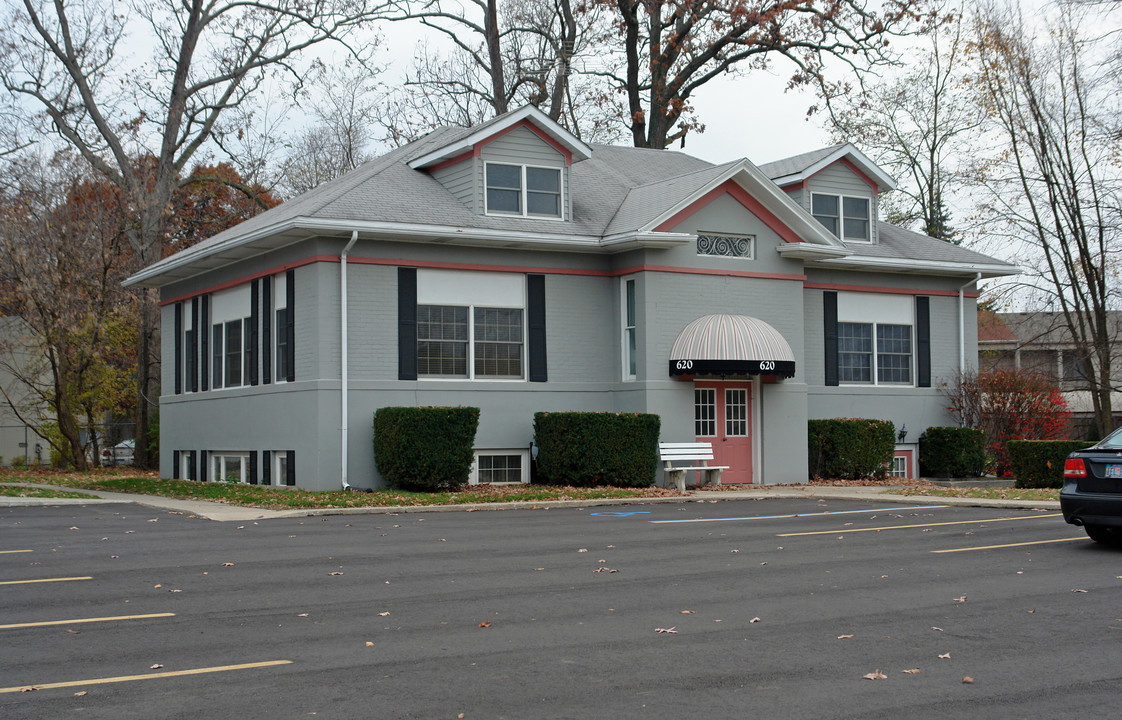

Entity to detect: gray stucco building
[127,105,1018,489]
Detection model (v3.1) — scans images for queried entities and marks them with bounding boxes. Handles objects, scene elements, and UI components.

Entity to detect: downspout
[958,272,982,373]
[340,231,359,490]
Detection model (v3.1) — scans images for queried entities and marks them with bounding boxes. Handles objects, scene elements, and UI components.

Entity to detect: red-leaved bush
[941,370,1070,476]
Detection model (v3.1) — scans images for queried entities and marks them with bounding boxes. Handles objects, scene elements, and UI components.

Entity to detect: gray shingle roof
[131,121,1016,286]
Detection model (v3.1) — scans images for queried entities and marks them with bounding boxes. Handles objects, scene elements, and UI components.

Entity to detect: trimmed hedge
[1007,439,1096,489]
[533,412,660,488]
[808,418,896,480]
[373,406,480,491]
[919,426,986,477]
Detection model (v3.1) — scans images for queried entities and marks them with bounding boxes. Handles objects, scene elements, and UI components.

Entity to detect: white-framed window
[485,162,562,219]
[178,451,194,481]
[470,450,529,485]
[211,452,249,483]
[695,388,717,437]
[812,193,870,243]
[890,455,908,477]
[622,277,637,381]
[210,285,251,390]
[416,269,526,380]
[837,292,914,386]
[697,233,755,259]
[273,271,289,384]
[263,451,290,486]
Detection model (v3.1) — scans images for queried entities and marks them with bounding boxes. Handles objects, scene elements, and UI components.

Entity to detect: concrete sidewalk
[0,482,1060,522]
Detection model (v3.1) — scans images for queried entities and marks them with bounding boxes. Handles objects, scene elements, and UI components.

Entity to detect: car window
[1099,427,1122,449]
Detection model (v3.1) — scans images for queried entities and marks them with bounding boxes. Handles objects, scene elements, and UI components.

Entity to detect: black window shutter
[172,450,180,479]
[189,450,197,482]
[916,296,931,388]
[174,302,183,395]
[527,274,547,382]
[262,450,272,485]
[190,297,199,392]
[249,279,259,386]
[200,295,210,391]
[285,269,295,382]
[398,267,418,380]
[199,450,208,482]
[286,450,296,486]
[248,451,258,485]
[824,291,839,387]
[262,276,272,385]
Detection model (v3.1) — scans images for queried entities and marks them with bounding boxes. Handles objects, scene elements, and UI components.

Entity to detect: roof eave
[813,255,1022,279]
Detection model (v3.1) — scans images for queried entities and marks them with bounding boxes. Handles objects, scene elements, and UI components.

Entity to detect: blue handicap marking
[590,511,652,517]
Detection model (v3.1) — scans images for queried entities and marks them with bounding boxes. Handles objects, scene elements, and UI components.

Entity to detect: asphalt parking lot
[2,496,1120,719]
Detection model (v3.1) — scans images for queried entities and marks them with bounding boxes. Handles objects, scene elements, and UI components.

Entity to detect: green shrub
[919,426,986,477]
[533,412,660,488]
[807,418,896,480]
[373,407,480,492]
[1007,439,1096,489]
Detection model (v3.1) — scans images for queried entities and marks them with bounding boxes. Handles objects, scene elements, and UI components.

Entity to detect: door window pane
[725,389,748,437]
[695,388,716,437]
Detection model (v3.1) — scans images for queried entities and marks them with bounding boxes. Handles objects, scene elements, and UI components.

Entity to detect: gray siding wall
[433,159,476,213]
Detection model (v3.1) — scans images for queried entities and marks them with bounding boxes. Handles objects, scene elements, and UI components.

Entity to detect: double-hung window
[837,322,912,384]
[622,278,637,380]
[416,269,526,380]
[209,285,251,390]
[485,162,562,218]
[812,193,871,243]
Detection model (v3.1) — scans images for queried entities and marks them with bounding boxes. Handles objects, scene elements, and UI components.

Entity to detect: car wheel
[1084,525,1122,547]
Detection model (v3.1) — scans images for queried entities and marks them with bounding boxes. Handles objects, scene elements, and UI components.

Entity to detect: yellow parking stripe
[0,660,293,694]
[778,513,1063,537]
[0,613,175,630]
[0,550,32,554]
[0,576,91,586]
[932,537,1087,553]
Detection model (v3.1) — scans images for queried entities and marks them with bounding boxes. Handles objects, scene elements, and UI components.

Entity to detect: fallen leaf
[20,686,37,692]
[153,584,162,589]
[750,617,761,623]
[962,676,975,684]
[939,653,951,659]
[902,669,921,674]
[731,549,740,553]
[654,627,677,634]
[69,526,79,530]
[458,714,465,719]
[297,613,309,617]
[74,691,87,696]
[66,629,80,634]
[148,519,158,523]
[578,548,588,553]
[837,634,854,639]
[534,568,545,571]
[598,559,607,564]
[680,610,695,614]
[222,563,235,567]
[954,595,967,602]
[862,670,888,680]
[931,627,944,632]
[479,621,491,628]
[378,611,390,617]
[1072,588,1088,593]
[150,664,163,669]
[328,572,344,576]
[365,641,374,647]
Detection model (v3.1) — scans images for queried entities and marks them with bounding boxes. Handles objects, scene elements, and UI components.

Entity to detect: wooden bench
[658,442,730,491]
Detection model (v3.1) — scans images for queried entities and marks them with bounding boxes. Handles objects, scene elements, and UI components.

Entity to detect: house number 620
[759,360,775,371]
[675,360,694,370]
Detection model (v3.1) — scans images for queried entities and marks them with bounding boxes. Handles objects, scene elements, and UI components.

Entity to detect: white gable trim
[770,143,896,194]
[408,105,592,170]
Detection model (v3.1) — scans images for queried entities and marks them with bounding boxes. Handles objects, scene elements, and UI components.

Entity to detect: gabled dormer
[762,144,895,246]
[408,105,592,222]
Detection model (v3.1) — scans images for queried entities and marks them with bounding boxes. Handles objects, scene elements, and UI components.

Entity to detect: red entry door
[694,381,753,484]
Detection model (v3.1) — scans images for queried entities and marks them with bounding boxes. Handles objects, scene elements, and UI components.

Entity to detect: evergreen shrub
[1007,439,1096,489]
[918,426,986,477]
[807,418,896,480]
[533,412,660,487]
[373,406,480,491]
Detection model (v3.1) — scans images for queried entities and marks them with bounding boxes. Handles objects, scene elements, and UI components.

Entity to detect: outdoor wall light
[897,425,907,442]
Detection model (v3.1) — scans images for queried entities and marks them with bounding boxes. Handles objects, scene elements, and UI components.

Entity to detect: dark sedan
[1061,426,1122,546]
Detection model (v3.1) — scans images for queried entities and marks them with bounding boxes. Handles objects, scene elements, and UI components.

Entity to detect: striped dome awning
[669,314,796,378]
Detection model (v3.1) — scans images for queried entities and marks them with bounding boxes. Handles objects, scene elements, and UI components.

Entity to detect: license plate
[1108,465,1122,478]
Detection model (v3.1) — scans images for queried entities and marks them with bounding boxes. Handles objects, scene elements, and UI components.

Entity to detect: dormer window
[812,194,870,243]
[485,162,562,219]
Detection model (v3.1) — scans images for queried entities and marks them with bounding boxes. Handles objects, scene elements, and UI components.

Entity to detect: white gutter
[959,272,982,375]
[340,231,359,490]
